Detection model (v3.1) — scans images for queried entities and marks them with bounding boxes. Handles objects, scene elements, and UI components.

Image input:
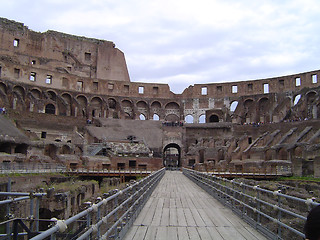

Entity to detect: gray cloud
[1,0,320,93]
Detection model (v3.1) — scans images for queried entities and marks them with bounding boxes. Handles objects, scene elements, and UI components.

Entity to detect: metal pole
[6,178,11,240]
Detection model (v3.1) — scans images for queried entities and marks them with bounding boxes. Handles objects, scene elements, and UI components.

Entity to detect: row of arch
[1,81,319,123]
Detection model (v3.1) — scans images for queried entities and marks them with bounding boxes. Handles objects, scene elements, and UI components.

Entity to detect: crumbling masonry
[0,17,320,176]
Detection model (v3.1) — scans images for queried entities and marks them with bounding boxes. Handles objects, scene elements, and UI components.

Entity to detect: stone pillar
[292,157,303,176]
[313,157,320,178]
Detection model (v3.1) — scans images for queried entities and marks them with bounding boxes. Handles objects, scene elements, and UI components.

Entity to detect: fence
[30,168,165,240]
[183,168,319,240]
[0,162,66,174]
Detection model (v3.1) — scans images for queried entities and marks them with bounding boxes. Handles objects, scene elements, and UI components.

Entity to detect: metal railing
[183,168,319,240]
[29,167,165,240]
[0,162,66,174]
[0,179,47,239]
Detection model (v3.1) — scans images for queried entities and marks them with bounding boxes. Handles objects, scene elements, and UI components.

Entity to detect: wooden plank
[167,227,178,240]
[216,226,246,240]
[155,226,167,240]
[190,208,206,227]
[187,226,200,239]
[123,225,138,240]
[144,226,157,240]
[177,227,190,240]
[169,207,178,226]
[184,208,197,226]
[206,227,224,240]
[197,227,213,240]
[160,208,170,226]
[132,226,148,240]
[177,208,187,227]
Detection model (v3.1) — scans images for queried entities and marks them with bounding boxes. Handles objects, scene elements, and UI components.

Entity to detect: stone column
[292,157,303,176]
[313,157,320,178]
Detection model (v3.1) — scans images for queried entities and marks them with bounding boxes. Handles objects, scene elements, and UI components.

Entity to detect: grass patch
[277,176,320,182]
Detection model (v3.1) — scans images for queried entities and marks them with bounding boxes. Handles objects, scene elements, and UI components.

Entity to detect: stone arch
[44,144,58,159]
[163,143,181,167]
[0,82,7,95]
[293,94,301,106]
[76,95,88,117]
[185,114,194,123]
[30,88,42,99]
[151,101,161,109]
[258,97,270,122]
[209,114,219,123]
[151,101,162,119]
[108,98,117,109]
[199,114,206,123]
[13,85,25,98]
[139,113,146,120]
[12,86,26,111]
[90,96,103,117]
[61,145,72,154]
[165,102,180,121]
[46,90,57,101]
[306,91,317,104]
[230,101,238,112]
[60,93,73,116]
[45,103,56,114]
[153,113,160,121]
[265,149,275,160]
[165,114,179,122]
[122,99,134,119]
[0,82,8,106]
[278,148,288,160]
[244,98,254,109]
[294,146,303,158]
[137,100,149,120]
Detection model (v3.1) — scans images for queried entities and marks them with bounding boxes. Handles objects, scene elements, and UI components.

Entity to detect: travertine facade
[0,17,320,176]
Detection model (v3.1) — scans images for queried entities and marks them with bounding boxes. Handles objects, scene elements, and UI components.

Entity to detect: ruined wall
[1,17,320,175]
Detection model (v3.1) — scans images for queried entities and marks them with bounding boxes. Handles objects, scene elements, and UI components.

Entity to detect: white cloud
[1,0,320,93]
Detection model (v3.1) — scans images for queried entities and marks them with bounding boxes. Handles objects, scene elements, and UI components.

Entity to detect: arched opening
[294,95,301,106]
[185,115,194,123]
[199,114,206,123]
[139,114,146,120]
[47,91,56,101]
[15,144,28,154]
[44,144,58,159]
[30,89,41,99]
[163,143,181,168]
[45,104,56,114]
[165,114,179,122]
[209,114,219,122]
[153,114,160,121]
[230,101,238,112]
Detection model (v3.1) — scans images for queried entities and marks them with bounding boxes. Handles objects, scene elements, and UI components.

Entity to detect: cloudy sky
[1,0,320,93]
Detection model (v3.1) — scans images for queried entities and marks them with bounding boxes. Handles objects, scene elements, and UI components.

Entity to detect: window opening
[139,86,144,94]
[93,82,98,91]
[14,68,20,78]
[108,83,114,91]
[185,115,194,123]
[295,77,301,87]
[217,86,222,93]
[312,74,317,84]
[263,83,269,94]
[13,39,19,47]
[153,114,160,121]
[124,85,129,93]
[46,75,52,84]
[153,87,159,95]
[248,137,252,144]
[31,60,36,65]
[30,72,36,81]
[201,87,207,95]
[232,85,238,93]
[41,132,47,139]
[77,81,83,91]
[85,52,91,61]
[199,115,205,123]
[279,79,284,87]
[247,84,253,91]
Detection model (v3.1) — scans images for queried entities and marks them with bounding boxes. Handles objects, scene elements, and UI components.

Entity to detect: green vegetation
[277,175,320,182]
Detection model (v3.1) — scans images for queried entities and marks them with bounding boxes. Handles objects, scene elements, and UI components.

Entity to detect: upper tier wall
[0,17,320,100]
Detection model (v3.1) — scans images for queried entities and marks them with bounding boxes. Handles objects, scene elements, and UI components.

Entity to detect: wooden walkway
[124,171,267,240]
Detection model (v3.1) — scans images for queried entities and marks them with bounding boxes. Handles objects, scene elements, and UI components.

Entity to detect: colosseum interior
[0,17,320,177]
